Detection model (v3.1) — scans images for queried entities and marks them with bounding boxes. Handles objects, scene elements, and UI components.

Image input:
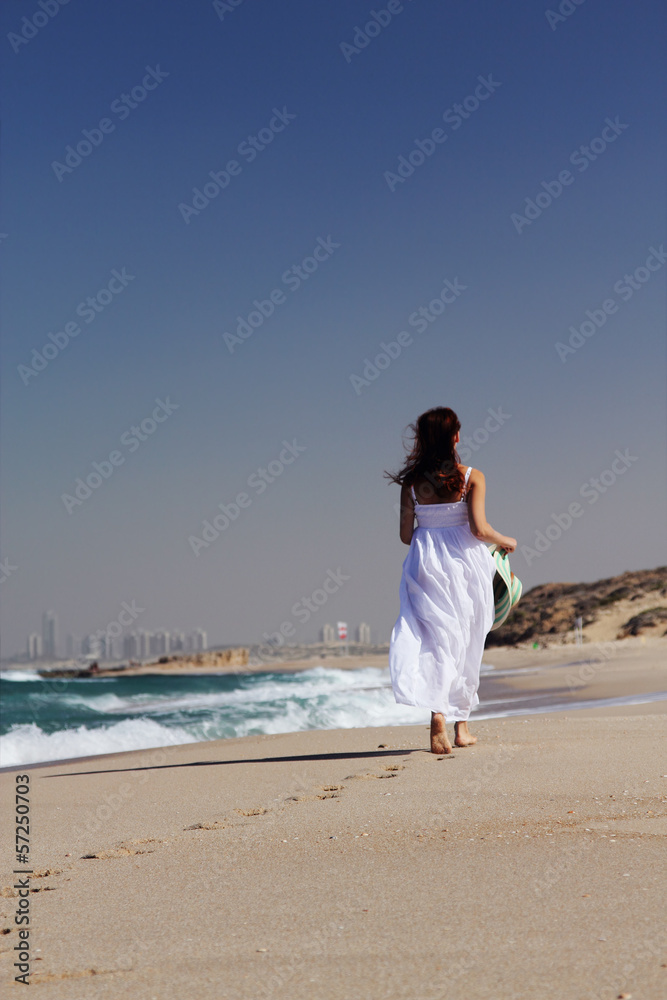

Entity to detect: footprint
[81,840,159,860]
[1,884,57,896]
[316,793,340,800]
[382,765,405,772]
[321,784,345,791]
[346,772,397,781]
[184,820,226,831]
[82,848,142,860]
[234,807,269,817]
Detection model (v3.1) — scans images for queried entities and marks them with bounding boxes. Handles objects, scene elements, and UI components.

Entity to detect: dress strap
[461,466,472,499]
[410,483,417,503]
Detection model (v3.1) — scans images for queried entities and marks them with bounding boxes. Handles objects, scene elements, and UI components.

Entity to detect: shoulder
[465,467,485,486]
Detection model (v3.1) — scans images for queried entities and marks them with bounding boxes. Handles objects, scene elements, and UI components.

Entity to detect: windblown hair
[385,407,465,496]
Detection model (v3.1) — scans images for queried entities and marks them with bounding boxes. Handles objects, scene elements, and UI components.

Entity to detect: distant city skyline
[19,609,208,663]
[13,610,377,662]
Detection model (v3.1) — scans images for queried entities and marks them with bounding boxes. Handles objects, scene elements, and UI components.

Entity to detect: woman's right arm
[466,469,517,553]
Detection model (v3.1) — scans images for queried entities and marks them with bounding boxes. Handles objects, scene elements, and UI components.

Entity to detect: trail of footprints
[0,760,410,947]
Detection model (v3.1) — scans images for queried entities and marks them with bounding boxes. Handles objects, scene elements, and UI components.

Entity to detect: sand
[1,644,666,999]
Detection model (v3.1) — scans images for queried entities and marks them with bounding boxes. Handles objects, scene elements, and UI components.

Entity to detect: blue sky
[1,0,665,656]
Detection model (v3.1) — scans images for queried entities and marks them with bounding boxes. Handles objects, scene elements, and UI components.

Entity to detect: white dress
[388,467,496,721]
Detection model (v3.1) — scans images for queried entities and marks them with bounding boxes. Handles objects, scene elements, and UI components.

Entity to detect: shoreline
[2,640,665,774]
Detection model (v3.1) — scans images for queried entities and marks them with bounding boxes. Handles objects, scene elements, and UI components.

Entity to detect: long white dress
[388,467,496,721]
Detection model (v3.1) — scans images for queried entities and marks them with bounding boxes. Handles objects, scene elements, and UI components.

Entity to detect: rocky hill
[486,566,667,647]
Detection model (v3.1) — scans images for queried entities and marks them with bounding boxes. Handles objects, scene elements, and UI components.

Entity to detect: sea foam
[0,718,198,767]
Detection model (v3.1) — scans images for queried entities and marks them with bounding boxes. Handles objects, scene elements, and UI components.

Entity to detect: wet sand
[1,643,666,999]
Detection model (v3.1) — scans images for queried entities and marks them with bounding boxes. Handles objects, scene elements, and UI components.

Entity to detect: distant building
[66,634,82,659]
[123,633,140,660]
[189,629,207,652]
[82,634,102,660]
[42,610,58,659]
[152,631,170,656]
[137,631,152,659]
[321,623,335,643]
[98,633,116,661]
[27,633,42,660]
[170,632,186,653]
[357,622,371,645]
[123,631,151,660]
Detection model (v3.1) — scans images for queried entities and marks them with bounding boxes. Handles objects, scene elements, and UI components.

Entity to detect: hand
[500,537,517,554]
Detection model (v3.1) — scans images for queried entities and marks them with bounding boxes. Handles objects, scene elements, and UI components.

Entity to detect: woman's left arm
[399,484,415,544]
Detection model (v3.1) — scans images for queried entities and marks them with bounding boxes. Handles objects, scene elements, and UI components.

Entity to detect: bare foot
[430,713,452,754]
[454,721,477,747]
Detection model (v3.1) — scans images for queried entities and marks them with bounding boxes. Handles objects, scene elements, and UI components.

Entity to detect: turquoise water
[0,664,425,766]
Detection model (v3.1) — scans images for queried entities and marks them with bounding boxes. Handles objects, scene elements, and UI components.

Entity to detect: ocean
[0,664,427,766]
[2,662,666,767]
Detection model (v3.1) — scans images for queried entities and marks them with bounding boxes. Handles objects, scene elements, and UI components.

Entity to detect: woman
[387,407,517,754]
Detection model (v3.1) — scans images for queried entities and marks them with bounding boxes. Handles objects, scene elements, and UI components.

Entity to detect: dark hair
[385,407,465,495]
